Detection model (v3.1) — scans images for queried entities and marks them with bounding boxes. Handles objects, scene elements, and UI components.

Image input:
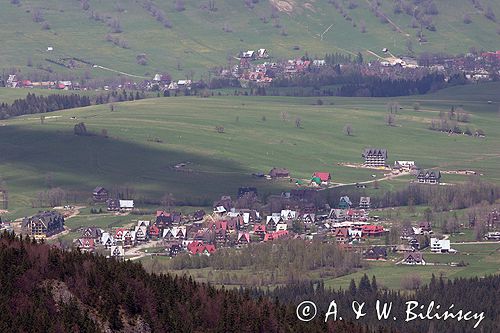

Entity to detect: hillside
[0,233,378,333]
[1,82,499,218]
[2,0,500,79]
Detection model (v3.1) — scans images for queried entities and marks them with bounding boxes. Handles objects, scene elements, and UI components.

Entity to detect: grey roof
[362,148,388,158]
[417,169,441,179]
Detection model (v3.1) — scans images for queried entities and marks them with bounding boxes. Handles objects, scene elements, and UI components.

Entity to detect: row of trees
[253,272,500,332]
[0,93,91,119]
[0,233,384,333]
[169,239,362,277]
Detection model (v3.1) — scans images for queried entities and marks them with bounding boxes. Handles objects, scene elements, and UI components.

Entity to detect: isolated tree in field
[81,0,90,11]
[261,115,266,122]
[73,122,88,136]
[406,39,414,54]
[401,274,422,290]
[175,0,186,11]
[462,13,472,24]
[343,124,353,136]
[109,104,115,112]
[215,125,225,133]
[110,18,122,33]
[40,115,45,124]
[161,193,175,209]
[41,22,51,30]
[413,102,421,111]
[136,53,148,66]
[359,19,367,33]
[101,129,108,138]
[280,111,289,122]
[32,8,44,22]
[485,6,496,22]
[385,113,396,126]
[295,117,302,128]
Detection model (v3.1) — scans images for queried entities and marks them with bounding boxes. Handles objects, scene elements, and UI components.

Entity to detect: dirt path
[93,65,148,79]
[125,240,164,261]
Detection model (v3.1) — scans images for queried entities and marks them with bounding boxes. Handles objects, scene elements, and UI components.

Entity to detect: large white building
[431,238,452,253]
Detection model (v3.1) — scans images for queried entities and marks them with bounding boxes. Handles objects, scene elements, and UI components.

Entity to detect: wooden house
[402,252,425,265]
[362,148,388,167]
[92,187,109,202]
[22,211,65,239]
[359,197,371,210]
[269,168,290,178]
[338,196,352,209]
[417,170,441,184]
[364,247,387,260]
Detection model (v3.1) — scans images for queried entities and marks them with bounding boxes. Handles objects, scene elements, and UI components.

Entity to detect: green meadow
[1,82,499,219]
[1,0,500,78]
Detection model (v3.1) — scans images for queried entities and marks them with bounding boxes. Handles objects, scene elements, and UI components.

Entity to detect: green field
[2,0,500,78]
[1,82,500,219]
[325,242,500,290]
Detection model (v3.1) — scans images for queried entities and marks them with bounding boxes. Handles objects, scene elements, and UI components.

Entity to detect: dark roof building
[22,211,65,239]
[417,170,441,184]
[269,168,290,178]
[362,148,388,167]
[92,186,109,202]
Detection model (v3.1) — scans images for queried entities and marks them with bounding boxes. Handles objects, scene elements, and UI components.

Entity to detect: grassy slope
[1,0,500,78]
[1,81,499,219]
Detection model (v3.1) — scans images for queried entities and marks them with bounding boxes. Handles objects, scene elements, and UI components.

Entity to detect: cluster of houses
[4,75,76,90]
[74,183,392,259]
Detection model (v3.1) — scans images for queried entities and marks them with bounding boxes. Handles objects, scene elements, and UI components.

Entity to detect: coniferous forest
[0,232,396,333]
[1,232,499,332]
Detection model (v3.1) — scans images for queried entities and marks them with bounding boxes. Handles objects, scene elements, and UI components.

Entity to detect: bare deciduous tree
[343,124,353,136]
[295,117,302,128]
[385,113,396,126]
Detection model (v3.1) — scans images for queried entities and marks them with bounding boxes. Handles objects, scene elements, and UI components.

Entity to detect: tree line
[0,232,393,333]
[168,239,362,283]
[250,272,500,333]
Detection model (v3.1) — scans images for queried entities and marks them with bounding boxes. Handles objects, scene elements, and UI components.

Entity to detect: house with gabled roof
[237,232,251,244]
[312,172,331,183]
[334,228,349,243]
[76,238,95,252]
[280,209,297,221]
[417,170,441,184]
[149,224,160,239]
[134,225,148,242]
[101,233,116,249]
[110,245,124,258]
[92,186,109,202]
[269,167,290,178]
[266,215,282,231]
[364,247,387,260]
[302,213,316,224]
[114,228,126,241]
[155,210,181,228]
[253,224,266,240]
[359,197,371,210]
[402,252,425,265]
[346,209,368,222]
[328,209,346,223]
[22,211,65,239]
[362,148,388,167]
[81,226,102,242]
[263,230,289,242]
[339,196,353,209]
[361,225,385,237]
[122,230,136,247]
